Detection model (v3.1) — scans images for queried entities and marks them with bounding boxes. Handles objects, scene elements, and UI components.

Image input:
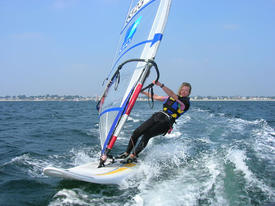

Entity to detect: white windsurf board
[43,158,137,185]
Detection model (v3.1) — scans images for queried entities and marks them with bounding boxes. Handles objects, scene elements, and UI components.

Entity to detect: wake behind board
[43,158,138,185]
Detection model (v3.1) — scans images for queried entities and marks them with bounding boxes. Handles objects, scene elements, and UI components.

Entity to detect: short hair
[178,82,192,96]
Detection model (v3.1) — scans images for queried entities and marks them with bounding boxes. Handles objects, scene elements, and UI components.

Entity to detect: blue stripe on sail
[108,33,163,78]
[150,33,163,46]
[99,107,122,118]
[101,90,133,155]
[101,111,122,155]
[121,0,158,34]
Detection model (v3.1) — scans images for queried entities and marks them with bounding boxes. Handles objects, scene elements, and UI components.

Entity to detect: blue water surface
[0,101,274,206]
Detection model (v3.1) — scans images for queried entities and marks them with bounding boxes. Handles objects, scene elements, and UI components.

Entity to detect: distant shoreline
[1,95,275,102]
[0,98,274,102]
[191,97,275,101]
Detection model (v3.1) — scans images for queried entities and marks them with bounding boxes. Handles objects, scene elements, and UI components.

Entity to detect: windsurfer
[119,81,192,163]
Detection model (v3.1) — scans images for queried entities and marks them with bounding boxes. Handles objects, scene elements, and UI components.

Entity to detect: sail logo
[126,0,145,23]
[120,16,142,53]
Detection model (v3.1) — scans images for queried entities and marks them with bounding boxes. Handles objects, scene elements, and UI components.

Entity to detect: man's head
[178,82,191,97]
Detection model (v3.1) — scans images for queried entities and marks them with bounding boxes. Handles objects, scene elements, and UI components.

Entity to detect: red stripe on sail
[125,83,142,115]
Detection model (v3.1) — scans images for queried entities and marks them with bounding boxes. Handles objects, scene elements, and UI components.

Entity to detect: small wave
[225,148,274,199]
[225,118,261,136]
[126,140,190,190]
[3,146,101,179]
[197,137,214,144]
[86,128,99,136]
[132,150,228,206]
[128,116,141,123]
[69,147,99,166]
[192,107,211,113]
[200,154,228,206]
[165,131,182,138]
[177,115,191,125]
[4,153,50,178]
[50,187,133,206]
[228,117,265,128]
[252,120,275,166]
[226,149,253,181]
[49,189,91,206]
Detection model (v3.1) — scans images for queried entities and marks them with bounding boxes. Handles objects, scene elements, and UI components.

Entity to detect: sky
[1,0,275,97]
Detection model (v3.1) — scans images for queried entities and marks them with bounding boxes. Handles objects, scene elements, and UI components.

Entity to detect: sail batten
[97,0,172,158]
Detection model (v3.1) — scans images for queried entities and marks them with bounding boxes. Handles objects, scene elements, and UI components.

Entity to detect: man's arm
[154,81,185,110]
[153,81,178,100]
[141,91,167,102]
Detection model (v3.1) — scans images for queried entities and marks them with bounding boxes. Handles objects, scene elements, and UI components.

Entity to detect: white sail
[97,0,172,157]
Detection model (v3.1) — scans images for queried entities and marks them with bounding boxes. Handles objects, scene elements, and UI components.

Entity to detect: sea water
[0,101,274,206]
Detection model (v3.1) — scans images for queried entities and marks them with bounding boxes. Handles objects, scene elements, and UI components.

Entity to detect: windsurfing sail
[96,0,172,167]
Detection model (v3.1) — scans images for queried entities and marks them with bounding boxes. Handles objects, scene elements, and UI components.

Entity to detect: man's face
[180,86,190,97]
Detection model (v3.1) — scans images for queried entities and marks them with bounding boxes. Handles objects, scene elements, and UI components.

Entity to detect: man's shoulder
[179,96,190,102]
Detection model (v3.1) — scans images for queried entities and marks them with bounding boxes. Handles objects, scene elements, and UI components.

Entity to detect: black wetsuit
[126,96,190,156]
